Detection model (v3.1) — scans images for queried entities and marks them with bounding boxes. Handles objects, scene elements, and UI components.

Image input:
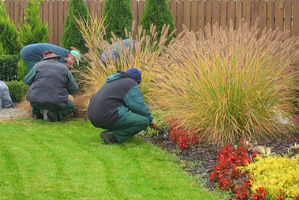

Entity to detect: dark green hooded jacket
[88,71,153,127]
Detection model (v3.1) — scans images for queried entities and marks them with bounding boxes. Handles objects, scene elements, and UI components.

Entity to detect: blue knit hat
[126,68,142,83]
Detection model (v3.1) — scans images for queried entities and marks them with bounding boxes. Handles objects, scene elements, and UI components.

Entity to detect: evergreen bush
[61,0,89,54]
[5,81,28,103]
[0,55,20,81]
[18,0,49,47]
[102,0,132,41]
[0,0,20,55]
[140,0,176,43]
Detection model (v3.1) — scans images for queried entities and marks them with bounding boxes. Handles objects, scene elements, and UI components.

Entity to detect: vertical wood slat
[275,0,284,31]
[138,0,144,26]
[176,0,183,33]
[251,0,258,27]
[267,0,275,30]
[257,0,267,32]
[205,0,211,28]
[294,0,299,36]
[48,0,54,44]
[131,0,138,37]
[211,0,219,28]
[236,0,242,29]
[183,0,191,31]
[227,0,235,29]
[190,0,197,32]
[58,0,63,45]
[197,0,205,31]
[219,0,226,28]
[284,0,292,38]
[243,0,250,26]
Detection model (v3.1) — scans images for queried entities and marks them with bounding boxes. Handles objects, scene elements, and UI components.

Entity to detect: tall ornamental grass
[151,20,299,145]
[74,15,176,118]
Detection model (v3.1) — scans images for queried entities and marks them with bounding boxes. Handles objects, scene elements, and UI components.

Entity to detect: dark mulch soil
[139,130,299,192]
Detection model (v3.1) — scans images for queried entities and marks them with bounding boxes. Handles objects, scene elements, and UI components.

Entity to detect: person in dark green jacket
[24,50,79,122]
[88,68,157,144]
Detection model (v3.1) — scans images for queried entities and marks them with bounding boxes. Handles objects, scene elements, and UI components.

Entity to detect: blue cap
[126,68,141,83]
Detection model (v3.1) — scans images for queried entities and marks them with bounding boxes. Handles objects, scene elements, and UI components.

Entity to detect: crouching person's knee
[140,117,150,131]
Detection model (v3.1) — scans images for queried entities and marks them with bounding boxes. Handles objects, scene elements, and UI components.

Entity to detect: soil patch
[139,130,299,191]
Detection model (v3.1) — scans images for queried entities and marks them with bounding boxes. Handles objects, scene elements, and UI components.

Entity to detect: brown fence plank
[48,0,54,44]
[58,0,64,45]
[242,0,250,26]
[227,0,235,28]
[219,0,226,28]
[294,0,299,36]
[131,0,138,36]
[250,0,257,27]
[257,0,267,32]
[284,0,292,38]
[53,0,59,45]
[169,0,177,29]
[212,0,219,28]
[267,0,275,30]
[190,0,197,32]
[197,0,205,31]
[176,0,183,33]
[275,0,284,31]
[183,0,190,31]
[236,0,242,29]
[205,0,211,28]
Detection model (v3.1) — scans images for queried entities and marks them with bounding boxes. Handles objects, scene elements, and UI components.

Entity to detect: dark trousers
[102,112,150,143]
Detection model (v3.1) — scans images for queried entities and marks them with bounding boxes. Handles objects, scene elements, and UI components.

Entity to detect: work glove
[149,119,158,130]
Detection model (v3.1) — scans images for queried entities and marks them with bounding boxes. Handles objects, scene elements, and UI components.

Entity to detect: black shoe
[47,111,59,122]
[34,112,44,120]
[100,131,118,145]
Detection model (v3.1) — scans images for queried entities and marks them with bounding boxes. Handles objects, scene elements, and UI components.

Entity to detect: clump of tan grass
[150,19,299,145]
[74,15,176,118]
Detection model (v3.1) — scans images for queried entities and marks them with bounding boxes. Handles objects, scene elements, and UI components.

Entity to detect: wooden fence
[4,0,299,46]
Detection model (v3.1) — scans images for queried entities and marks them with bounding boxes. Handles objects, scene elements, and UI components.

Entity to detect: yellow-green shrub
[242,154,299,199]
[150,19,299,145]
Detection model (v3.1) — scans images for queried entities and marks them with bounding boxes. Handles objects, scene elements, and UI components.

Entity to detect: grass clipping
[151,19,299,145]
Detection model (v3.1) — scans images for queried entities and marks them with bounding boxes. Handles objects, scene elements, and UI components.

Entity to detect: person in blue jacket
[20,43,81,72]
[100,39,137,67]
[24,50,79,122]
[88,68,157,144]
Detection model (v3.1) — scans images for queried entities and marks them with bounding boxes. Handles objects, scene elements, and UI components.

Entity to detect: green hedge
[5,81,28,103]
[0,55,20,81]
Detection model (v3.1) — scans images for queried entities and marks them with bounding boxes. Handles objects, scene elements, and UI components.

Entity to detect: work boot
[47,111,59,122]
[33,112,44,120]
[100,131,118,145]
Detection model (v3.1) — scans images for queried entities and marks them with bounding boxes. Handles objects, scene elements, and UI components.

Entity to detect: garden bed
[139,130,299,192]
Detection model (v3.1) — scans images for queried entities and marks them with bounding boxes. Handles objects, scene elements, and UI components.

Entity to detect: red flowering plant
[252,187,267,200]
[293,114,299,124]
[168,120,198,151]
[276,190,285,200]
[209,139,259,200]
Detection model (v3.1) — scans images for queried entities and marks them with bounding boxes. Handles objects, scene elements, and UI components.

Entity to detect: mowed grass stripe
[0,118,219,200]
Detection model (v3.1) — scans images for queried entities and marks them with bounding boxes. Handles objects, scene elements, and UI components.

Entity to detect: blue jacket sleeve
[124,85,153,122]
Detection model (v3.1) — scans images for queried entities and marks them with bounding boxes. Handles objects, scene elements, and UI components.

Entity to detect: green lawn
[0,118,219,200]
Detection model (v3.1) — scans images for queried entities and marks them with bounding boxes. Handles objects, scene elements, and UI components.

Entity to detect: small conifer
[61,0,90,53]
[18,0,49,47]
[102,0,132,41]
[140,0,176,42]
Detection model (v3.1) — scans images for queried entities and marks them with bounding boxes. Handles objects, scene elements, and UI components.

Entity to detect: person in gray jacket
[0,81,13,109]
[24,50,79,122]
[88,68,157,144]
